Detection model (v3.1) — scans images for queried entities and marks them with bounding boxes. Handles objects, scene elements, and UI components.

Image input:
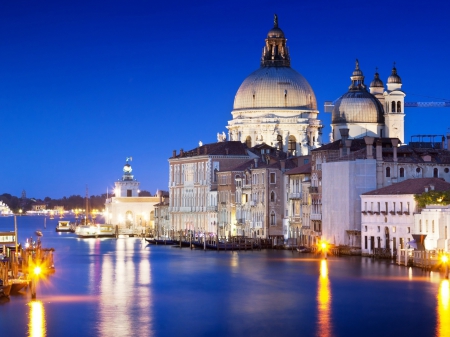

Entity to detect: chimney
[442,136,446,149]
[339,142,343,158]
[339,128,349,156]
[197,147,200,155]
[376,140,382,160]
[345,139,352,154]
[204,146,208,155]
[254,158,258,168]
[424,186,429,192]
[430,184,435,191]
[391,139,399,162]
[280,160,286,171]
[180,149,184,157]
[173,150,176,158]
[364,136,374,159]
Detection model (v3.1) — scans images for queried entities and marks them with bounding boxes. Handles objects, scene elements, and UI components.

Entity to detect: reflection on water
[97,239,153,336]
[317,259,332,337]
[28,300,46,337]
[437,280,450,337]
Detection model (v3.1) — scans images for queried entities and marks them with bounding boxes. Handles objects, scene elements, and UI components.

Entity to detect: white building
[362,178,450,256]
[105,160,161,234]
[227,15,322,155]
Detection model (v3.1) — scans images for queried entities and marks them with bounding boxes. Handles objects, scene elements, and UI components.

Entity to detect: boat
[296,246,311,253]
[55,220,72,232]
[35,230,43,237]
[75,224,115,238]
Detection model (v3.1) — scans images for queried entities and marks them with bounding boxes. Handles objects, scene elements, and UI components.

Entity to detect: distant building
[153,190,170,238]
[105,159,161,234]
[31,202,46,212]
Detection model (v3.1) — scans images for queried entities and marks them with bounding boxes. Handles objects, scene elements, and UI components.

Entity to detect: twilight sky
[1,0,449,199]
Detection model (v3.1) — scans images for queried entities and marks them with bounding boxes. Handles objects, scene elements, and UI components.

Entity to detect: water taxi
[75,224,115,238]
[55,220,73,232]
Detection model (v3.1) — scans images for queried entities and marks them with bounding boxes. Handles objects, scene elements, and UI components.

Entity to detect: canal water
[0,216,448,337]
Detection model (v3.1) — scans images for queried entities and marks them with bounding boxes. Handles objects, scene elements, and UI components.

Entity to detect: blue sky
[1,0,449,199]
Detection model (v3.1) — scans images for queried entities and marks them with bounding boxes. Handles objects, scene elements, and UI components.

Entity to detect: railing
[206,206,218,212]
[288,192,302,199]
[254,221,263,228]
[310,213,322,220]
[290,217,301,223]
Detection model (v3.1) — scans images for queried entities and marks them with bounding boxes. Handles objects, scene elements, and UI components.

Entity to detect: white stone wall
[414,205,450,252]
[361,194,415,255]
[322,159,376,245]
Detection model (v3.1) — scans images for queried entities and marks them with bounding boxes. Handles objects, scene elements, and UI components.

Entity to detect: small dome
[387,65,402,84]
[332,91,384,124]
[267,27,285,38]
[370,71,384,88]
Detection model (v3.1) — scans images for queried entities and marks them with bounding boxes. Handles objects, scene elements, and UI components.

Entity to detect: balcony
[290,217,301,223]
[310,213,322,220]
[206,206,218,212]
[309,187,318,194]
[179,207,192,212]
[389,211,396,215]
[288,192,302,199]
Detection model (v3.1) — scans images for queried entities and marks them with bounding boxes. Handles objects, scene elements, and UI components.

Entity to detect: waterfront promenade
[0,216,448,337]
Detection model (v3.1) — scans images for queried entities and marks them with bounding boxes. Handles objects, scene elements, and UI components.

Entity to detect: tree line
[0,190,152,213]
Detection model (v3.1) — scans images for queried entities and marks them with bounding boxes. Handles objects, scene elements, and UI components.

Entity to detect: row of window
[386,167,449,178]
[364,201,410,214]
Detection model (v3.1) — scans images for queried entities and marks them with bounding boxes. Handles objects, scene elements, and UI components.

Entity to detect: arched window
[288,135,296,156]
[386,167,391,177]
[277,135,283,150]
[245,136,252,148]
[391,101,396,113]
[270,211,276,226]
[270,191,275,202]
[434,168,438,178]
[397,101,401,113]
[399,168,405,178]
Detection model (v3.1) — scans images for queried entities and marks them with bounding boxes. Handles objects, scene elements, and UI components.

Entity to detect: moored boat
[75,224,115,238]
[55,221,72,232]
[9,278,29,294]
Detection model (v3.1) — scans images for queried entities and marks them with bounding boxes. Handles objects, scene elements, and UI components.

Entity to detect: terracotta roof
[362,178,450,195]
[285,162,311,175]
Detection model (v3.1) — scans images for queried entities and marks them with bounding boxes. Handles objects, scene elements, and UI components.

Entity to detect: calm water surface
[0,216,448,337]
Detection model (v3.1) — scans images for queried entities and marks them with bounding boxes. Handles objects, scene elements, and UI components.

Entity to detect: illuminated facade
[105,160,161,233]
[226,16,322,155]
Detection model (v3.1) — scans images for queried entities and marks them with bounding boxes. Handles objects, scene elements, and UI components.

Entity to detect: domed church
[331,60,406,144]
[226,15,322,156]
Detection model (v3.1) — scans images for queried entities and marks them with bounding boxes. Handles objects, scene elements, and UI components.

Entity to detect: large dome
[233,67,318,110]
[332,91,384,124]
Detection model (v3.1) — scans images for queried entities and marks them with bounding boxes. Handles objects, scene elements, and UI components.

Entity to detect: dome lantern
[261,14,290,67]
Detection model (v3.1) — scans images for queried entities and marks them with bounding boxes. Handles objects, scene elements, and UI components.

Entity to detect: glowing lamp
[34,266,42,276]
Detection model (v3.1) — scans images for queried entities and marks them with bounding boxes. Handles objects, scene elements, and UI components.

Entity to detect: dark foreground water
[0,216,449,337]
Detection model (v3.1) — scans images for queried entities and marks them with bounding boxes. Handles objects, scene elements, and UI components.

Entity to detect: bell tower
[383,64,406,144]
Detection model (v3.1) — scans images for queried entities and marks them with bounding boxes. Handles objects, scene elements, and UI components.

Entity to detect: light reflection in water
[97,239,153,336]
[317,259,333,337]
[437,280,450,337]
[28,300,47,337]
